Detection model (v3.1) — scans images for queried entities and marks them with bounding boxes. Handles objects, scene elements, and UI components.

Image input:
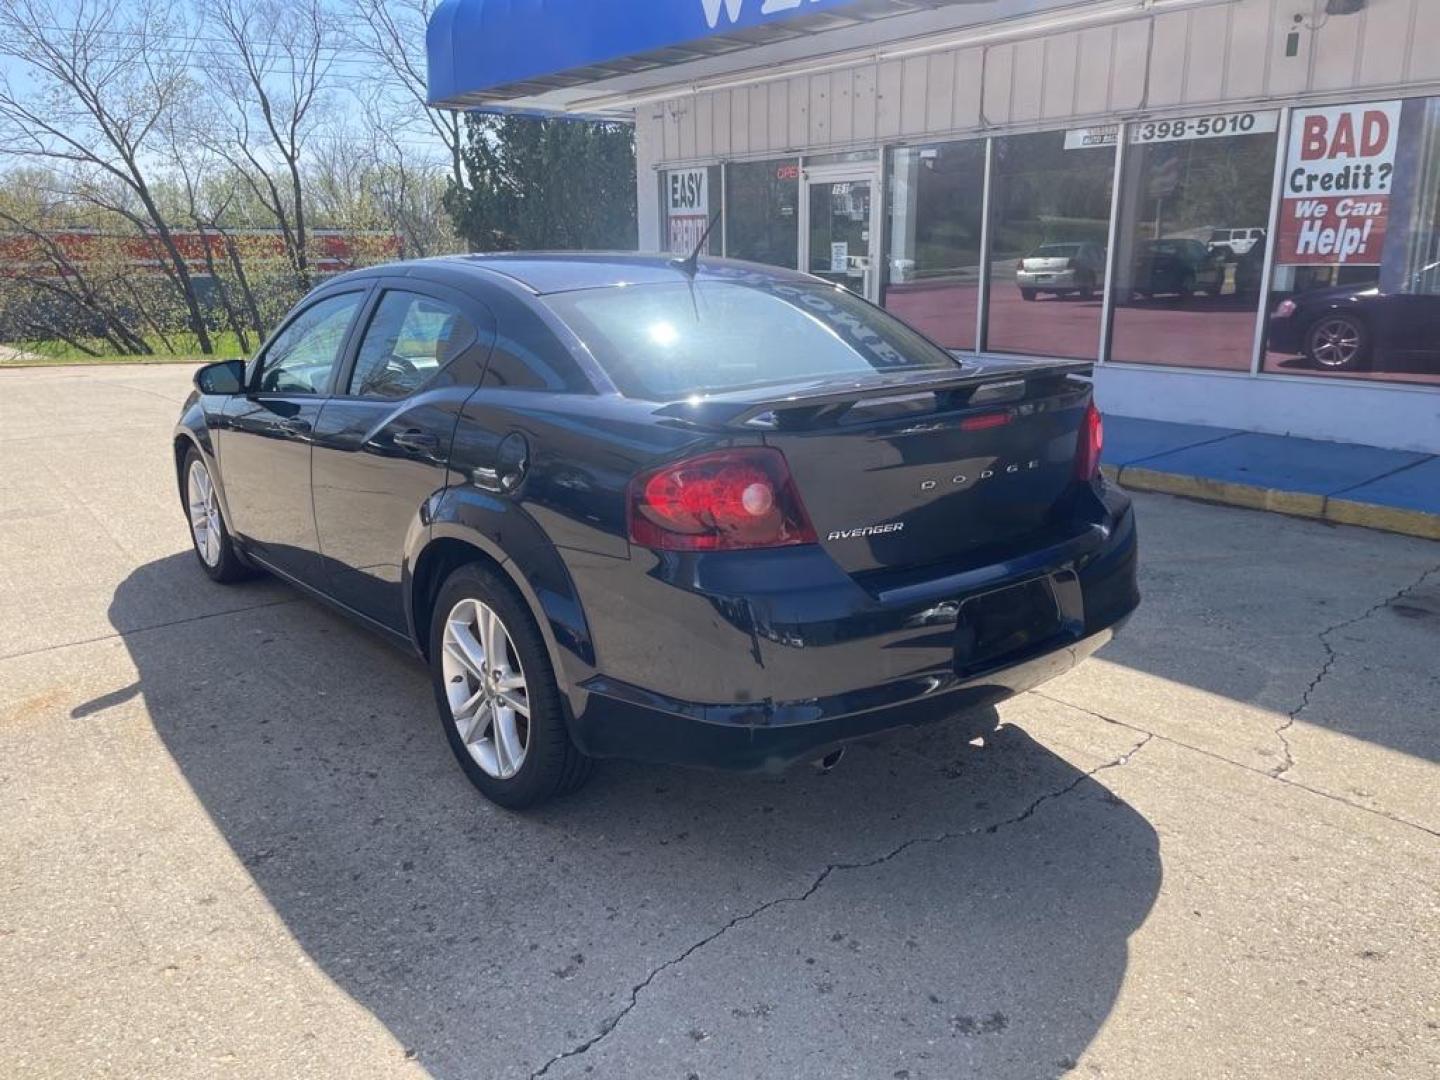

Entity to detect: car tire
[1176,272,1196,298]
[1078,278,1096,302]
[181,447,251,584]
[429,562,592,809]
[1020,288,1038,302]
[1305,313,1370,372]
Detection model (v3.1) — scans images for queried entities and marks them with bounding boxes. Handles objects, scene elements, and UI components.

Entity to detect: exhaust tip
[813,748,846,774]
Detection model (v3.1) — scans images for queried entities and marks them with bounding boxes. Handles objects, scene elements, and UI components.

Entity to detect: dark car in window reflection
[1131,238,1226,299]
[1268,262,1440,373]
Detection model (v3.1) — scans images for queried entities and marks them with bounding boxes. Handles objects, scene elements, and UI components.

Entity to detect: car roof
[328,252,818,296]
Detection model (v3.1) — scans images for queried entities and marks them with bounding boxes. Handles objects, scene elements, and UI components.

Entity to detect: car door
[218,288,368,583]
[309,281,496,632]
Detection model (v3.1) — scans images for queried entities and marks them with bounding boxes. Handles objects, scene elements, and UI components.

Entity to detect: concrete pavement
[1,365,1438,1079]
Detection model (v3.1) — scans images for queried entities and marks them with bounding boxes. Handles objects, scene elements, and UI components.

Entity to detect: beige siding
[650,0,1440,166]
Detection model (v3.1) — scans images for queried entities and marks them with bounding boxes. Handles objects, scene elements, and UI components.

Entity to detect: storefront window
[985,131,1115,359]
[725,158,799,269]
[1109,111,1280,370]
[1263,96,1440,386]
[883,141,986,350]
[660,166,722,256]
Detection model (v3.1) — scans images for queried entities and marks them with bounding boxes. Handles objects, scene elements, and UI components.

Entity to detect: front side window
[348,291,477,399]
[258,292,363,394]
[545,278,958,400]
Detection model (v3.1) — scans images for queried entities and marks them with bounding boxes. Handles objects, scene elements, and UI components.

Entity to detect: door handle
[393,430,440,453]
[278,417,312,436]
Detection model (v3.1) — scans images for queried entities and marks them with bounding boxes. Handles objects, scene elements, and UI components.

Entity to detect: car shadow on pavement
[91,554,1161,1080]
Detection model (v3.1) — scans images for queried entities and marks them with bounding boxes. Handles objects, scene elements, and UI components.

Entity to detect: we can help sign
[1277,101,1401,266]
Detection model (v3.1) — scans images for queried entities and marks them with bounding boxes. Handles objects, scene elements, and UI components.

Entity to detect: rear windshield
[543,280,958,400]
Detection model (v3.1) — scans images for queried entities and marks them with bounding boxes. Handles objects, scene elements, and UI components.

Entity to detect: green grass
[1,331,253,368]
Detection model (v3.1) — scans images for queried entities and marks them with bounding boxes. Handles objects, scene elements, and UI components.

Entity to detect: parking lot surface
[2,364,1438,1079]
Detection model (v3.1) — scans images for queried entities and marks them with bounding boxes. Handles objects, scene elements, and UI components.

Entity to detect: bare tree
[312,106,458,260]
[161,106,263,351]
[205,0,336,291]
[344,0,465,191]
[365,124,459,259]
[0,0,215,352]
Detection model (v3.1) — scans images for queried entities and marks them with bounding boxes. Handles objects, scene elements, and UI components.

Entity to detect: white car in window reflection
[1016,242,1104,301]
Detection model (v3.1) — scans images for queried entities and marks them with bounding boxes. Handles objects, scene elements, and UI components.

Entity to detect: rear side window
[348,290,476,399]
[543,280,958,400]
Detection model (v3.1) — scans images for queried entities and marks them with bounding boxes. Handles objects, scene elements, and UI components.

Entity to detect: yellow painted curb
[1117,467,1327,520]
[1325,499,1440,542]
[1113,465,1440,542]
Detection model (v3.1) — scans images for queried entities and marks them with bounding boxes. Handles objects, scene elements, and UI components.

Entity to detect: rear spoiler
[653,358,1093,430]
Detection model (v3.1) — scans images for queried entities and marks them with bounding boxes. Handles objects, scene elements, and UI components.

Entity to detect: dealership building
[428,0,1440,453]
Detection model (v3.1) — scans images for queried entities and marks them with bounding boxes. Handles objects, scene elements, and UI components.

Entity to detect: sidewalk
[1102,417,1440,541]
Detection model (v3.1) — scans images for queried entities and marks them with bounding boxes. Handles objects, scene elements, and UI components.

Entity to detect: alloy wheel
[1310,318,1362,368]
[187,459,223,567]
[441,597,531,779]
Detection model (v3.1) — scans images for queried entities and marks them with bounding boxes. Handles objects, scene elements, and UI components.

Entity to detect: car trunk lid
[657,358,1095,575]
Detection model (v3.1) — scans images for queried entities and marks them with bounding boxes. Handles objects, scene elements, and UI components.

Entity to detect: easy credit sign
[666,169,710,254]
[1276,101,1401,266]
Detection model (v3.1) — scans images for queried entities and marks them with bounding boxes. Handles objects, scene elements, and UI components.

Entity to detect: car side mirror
[194,359,246,396]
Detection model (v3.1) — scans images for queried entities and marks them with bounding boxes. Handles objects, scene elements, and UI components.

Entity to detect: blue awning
[427,0,937,110]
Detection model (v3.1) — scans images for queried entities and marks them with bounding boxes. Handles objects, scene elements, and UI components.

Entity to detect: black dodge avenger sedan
[175,254,1139,808]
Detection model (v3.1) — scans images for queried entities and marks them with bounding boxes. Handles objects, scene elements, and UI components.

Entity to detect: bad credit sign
[1277,101,1401,266]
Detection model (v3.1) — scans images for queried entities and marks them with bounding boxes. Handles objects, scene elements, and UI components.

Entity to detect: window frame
[246,287,372,398]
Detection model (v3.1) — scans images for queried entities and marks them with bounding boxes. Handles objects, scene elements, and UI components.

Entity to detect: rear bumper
[576,624,1121,771]
[1017,269,1082,290]
[569,489,1139,771]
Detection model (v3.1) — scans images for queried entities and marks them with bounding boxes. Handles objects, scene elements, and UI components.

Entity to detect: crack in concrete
[1272,561,1440,779]
[1033,691,1440,841]
[528,731,1152,1079]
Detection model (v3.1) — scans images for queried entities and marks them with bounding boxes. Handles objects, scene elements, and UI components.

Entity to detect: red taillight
[628,448,818,552]
[1075,402,1104,482]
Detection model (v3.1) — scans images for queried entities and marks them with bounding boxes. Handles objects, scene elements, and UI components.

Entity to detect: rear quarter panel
[437,389,712,707]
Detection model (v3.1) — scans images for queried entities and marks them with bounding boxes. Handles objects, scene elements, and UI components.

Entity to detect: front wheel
[429,563,592,809]
[182,448,250,583]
